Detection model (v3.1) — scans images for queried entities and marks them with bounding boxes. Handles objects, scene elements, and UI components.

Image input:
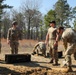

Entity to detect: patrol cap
[49,21,56,24]
[12,21,17,25]
[58,26,64,30]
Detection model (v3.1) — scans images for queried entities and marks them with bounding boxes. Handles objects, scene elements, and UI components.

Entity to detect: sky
[4,0,76,15]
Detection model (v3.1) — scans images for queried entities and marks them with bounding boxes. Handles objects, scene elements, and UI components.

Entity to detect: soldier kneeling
[32,42,46,57]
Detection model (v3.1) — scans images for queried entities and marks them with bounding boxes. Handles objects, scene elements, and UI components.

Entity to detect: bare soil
[0,38,76,75]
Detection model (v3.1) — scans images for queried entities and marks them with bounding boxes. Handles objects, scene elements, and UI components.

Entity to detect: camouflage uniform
[48,27,58,64]
[33,42,46,57]
[62,28,76,67]
[7,27,22,54]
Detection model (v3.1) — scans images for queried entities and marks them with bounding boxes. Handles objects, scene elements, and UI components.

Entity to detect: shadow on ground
[13,61,51,69]
[0,59,51,69]
[0,67,22,75]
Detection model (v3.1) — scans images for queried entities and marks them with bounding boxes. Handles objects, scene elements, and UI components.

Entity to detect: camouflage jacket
[34,42,46,50]
[7,27,22,41]
[62,28,76,50]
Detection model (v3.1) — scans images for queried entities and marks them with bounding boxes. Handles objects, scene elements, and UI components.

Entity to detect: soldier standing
[7,21,22,54]
[45,21,59,65]
[32,42,46,57]
[61,28,76,72]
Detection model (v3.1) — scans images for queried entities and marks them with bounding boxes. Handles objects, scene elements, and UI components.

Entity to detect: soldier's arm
[54,32,59,47]
[56,32,59,43]
[45,33,49,45]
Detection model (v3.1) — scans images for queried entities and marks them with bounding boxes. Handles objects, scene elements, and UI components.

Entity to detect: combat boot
[49,59,53,63]
[66,66,73,72]
[53,61,59,66]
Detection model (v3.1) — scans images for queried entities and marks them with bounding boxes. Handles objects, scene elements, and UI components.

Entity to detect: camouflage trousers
[49,40,58,63]
[64,43,76,67]
[10,41,19,54]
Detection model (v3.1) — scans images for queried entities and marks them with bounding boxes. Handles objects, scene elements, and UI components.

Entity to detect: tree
[31,10,42,40]
[54,0,71,26]
[2,12,11,38]
[0,0,12,38]
[72,7,76,29]
[21,0,42,39]
[74,19,76,30]
[44,10,56,28]
[0,0,12,21]
[11,9,24,29]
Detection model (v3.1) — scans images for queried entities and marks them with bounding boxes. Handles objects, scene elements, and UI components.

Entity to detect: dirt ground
[0,38,76,75]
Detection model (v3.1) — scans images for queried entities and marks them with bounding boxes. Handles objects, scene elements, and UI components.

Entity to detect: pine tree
[44,10,56,28]
[0,0,12,19]
[0,0,12,38]
[54,0,71,27]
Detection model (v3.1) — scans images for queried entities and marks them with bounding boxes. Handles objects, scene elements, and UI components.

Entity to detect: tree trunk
[27,17,30,39]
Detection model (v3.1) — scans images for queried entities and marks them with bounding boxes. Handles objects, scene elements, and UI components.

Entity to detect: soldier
[45,21,59,65]
[32,42,46,57]
[7,21,22,54]
[61,28,76,72]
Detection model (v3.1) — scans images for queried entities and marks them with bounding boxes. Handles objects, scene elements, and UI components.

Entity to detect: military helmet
[12,21,17,25]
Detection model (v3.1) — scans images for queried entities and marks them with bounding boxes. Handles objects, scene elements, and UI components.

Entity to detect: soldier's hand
[54,41,58,47]
[7,40,10,44]
[45,41,48,45]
